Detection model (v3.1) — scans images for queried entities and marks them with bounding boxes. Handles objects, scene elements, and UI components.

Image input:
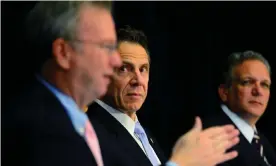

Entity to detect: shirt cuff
[165,161,178,166]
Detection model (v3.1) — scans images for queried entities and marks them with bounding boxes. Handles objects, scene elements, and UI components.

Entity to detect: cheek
[72,58,87,78]
[143,77,149,92]
[112,79,128,98]
[88,49,106,69]
[229,88,247,106]
[236,87,250,100]
[264,91,270,101]
[70,54,81,69]
[145,79,149,89]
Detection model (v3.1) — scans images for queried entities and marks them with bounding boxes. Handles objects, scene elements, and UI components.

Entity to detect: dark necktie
[252,130,271,166]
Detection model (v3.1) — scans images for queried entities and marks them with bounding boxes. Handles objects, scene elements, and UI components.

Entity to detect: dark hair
[117,26,150,56]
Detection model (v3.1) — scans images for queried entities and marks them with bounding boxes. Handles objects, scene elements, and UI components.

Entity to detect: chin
[125,104,142,112]
[95,87,108,99]
[247,108,265,117]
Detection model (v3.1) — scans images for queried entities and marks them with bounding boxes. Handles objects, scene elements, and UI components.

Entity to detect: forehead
[234,60,270,81]
[77,5,116,41]
[118,42,149,65]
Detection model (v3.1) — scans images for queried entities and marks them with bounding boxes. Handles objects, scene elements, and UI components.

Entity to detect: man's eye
[118,65,128,72]
[104,44,117,51]
[240,79,257,86]
[140,66,148,73]
[262,83,271,89]
[241,80,251,85]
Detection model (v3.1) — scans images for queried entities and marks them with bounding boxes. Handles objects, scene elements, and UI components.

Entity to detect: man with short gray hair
[2,2,121,166]
[203,50,276,166]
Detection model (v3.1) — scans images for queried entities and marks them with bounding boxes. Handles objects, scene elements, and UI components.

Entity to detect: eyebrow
[241,76,271,83]
[121,60,149,68]
[100,40,117,45]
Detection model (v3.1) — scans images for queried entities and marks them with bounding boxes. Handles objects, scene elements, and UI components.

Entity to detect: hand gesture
[169,116,239,166]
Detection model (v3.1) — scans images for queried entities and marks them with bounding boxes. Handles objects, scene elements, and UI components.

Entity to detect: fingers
[194,116,202,130]
[224,137,240,150]
[211,128,239,146]
[190,116,202,132]
[213,136,240,154]
[209,127,239,152]
[215,150,238,165]
[203,124,237,139]
[226,127,240,139]
[184,116,202,141]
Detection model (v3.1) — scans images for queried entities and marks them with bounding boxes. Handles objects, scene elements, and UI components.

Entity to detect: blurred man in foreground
[2,2,121,166]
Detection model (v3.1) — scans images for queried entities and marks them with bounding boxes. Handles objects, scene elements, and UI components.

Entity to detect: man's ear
[52,38,72,70]
[218,84,229,102]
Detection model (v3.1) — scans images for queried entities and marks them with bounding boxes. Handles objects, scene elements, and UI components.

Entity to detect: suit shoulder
[3,81,60,128]
[201,111,230,129]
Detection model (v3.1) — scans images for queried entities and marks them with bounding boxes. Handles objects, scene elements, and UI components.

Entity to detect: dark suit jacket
[87,102,167,166]
[2,78,97,166]
[202,105,276,166]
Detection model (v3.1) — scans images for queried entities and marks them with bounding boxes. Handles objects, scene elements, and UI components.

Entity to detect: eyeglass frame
[69,39,118,56]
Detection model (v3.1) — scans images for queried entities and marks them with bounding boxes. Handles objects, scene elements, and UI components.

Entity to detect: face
[106,42,150,112]
[69,6,121,103]
[219,60,271,119]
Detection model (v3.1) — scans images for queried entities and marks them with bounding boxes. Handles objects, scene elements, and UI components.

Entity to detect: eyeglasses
[72,39,118,56]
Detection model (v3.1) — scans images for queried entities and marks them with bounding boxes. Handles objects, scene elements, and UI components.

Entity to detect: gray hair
[223,50,271,87]
[25,1,112,71]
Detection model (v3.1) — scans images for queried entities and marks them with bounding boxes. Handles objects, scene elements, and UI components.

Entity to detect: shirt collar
[221,104,255,143]
[36,74,88,136]
[95,99,137,135]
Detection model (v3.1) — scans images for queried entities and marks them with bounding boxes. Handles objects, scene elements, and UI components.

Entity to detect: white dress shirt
[221,104,271,165]
[95,99,161,165]
[221,104,255,143]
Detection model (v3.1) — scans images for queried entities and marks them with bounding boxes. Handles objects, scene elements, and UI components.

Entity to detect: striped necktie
[252,130,271,166]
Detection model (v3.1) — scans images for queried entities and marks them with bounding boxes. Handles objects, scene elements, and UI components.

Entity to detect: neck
[41,62,96,108]
[124,111,137,121]
[234,111,259,127]
[101,96,137,121]
[242,114,258,127]
[225,103,259,127]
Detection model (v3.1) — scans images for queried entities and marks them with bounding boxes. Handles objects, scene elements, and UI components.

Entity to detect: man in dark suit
[2,2,121,166]
[202,50,276,166]
[87,26,241,166]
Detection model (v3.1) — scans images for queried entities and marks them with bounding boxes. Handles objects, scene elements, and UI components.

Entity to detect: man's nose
[130,70,144,86]
[252,83,263,96]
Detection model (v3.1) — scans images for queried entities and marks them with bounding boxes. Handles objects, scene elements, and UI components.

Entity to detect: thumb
[191,116,202,132]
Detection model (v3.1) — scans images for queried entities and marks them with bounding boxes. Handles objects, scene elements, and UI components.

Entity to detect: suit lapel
[217,111,269,166]
[34,79,97,165]
[235,132,268,166]
[259,132,276,166]
[88,103,153,166]
[145,129,167,164]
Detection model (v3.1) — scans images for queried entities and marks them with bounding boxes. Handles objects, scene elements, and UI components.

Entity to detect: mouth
[249,100,263,106]
[126,93,143,100]
[127,93,142,97]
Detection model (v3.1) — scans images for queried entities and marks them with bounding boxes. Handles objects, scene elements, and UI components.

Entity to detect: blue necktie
[134,121,159,166]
